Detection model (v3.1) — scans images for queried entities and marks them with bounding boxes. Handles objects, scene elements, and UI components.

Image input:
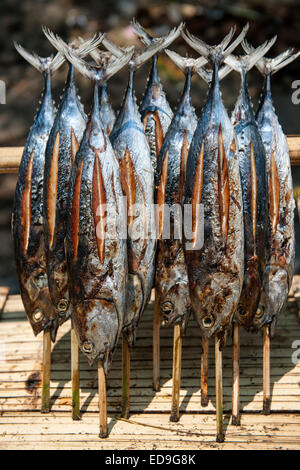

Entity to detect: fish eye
[32,309,43,323]
[160,301,173,315]
[57,299,68,315]
[202,315,214,328]
[82,341,93,354]
[255,308,263,319]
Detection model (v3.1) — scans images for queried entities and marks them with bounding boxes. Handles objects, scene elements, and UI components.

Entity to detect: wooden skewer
[98,359,108,438]
[41,329,51,413]
[122,333,130,419]
[201,337,209,407]
[71,320,80,420]
[153,292,160,391]
[215,336,224,442]
[263,324,271,415]
[170,324,182,422]
[232,323,240,425]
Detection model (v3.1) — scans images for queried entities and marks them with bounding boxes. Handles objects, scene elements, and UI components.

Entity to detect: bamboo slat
[0,135,300,174]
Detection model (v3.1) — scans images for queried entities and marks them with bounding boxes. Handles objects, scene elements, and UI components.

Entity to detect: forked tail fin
[103,35,164,68]
[131,18,183,49]
[242,38,300,75]
[14,42,64,74]
[165,49,207,74]
[224,36,277,74]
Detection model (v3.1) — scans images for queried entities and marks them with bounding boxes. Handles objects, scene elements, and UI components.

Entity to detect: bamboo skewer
[71,321,80,420]
[98,359,108,438]
[170,324,182,422]
[232,323,240,425]
[122,333,130,419]
[201,337,209,407]
[215,336,224,443]
[41,329,51,413]
[153,292,160,392]
[263,324,271,415]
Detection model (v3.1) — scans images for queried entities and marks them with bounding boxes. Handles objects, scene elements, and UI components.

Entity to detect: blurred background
[0,0,300,292]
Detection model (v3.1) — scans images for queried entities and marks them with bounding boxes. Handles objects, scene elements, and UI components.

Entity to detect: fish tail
[42,27,104,60]
[131,18,183,48]
[225,37,277,75]
[14,41,64,74]
[165,49,207,74]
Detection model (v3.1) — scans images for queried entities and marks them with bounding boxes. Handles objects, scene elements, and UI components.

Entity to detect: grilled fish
[242,41,299,333]
[64,47,133,372]
[155,51,204,332]
[225,38,276,330]
[109,43,163,345]
[42,30,104,335]
[12,44,64,340]
[181,27,246,341]
[131,20,182,174]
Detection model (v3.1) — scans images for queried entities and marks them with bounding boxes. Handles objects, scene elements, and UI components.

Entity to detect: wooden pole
[122,333,130,419]
[170,324,182,422]
[98,359,108,438]
[263,324,271,415]
[232,323,240,425]
[71,321,80,420]
[153,292,160,391]
[201,337,209,407]
[41,329,51,413]
[215,336,224,442]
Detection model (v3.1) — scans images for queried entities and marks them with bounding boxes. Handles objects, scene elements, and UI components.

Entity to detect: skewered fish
[131,20,182,173]
[242,41,299,333]
[42,30,104,335]
[225,38,276,330]
[64,46,133,372]
[109,42,163,345]
[182,27,246,341]
[155,51,204,332]
[12,44,64,340]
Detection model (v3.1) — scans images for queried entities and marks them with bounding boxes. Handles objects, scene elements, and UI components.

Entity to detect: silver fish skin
[110,66,156,346]
[64,50,133,373]
[231,68,269,331]
[67,83,127,372]
[140,54,173,174]
[43,63,87,335]
[12,66,57,339]
[254,71,295,332]
[155,66,197,332]
[184,61,244,341]
[99,82,116,135]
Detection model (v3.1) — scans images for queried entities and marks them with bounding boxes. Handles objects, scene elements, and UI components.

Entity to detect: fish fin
[196,63,232,83]
[14,42,64,74]
[61,47,133,82]
[135,39,166,68]
[225,36,277,73]
[102,36,134,58]
[222,23,249,56]
[242,39,298,75]
[131,18,183,48]
[270,50,300,75]
[42,27,104,59]
[165,49,207,73]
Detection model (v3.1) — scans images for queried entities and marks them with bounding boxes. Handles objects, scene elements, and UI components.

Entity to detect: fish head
[252,267,288,331]
[74,298,119,371]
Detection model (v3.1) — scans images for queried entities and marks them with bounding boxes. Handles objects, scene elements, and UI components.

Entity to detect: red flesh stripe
[119,147,136,228]
[20,151,34,252]
[269,150,280,235]
[178,130,189,203]
[92,154,107,264]
[156,150,169,240]
[71,158,84,260]
[191,141,204,248]
[71,128,79,164]
[47,132,60,249]
[217,126,230,242]
[143,110,164,158]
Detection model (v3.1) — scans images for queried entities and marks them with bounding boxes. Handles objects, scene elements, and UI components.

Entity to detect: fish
[41,30,104,338]
[224,38,277,331]
[242,41,299,333]
[63,46,133,372]
[131,20,182,174]
[12,44,64,340]
[154,51,205,332]
[181,27,246,342]
[109,42,164,346]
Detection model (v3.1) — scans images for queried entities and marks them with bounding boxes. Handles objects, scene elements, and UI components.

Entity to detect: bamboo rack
[0,135,300,174]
